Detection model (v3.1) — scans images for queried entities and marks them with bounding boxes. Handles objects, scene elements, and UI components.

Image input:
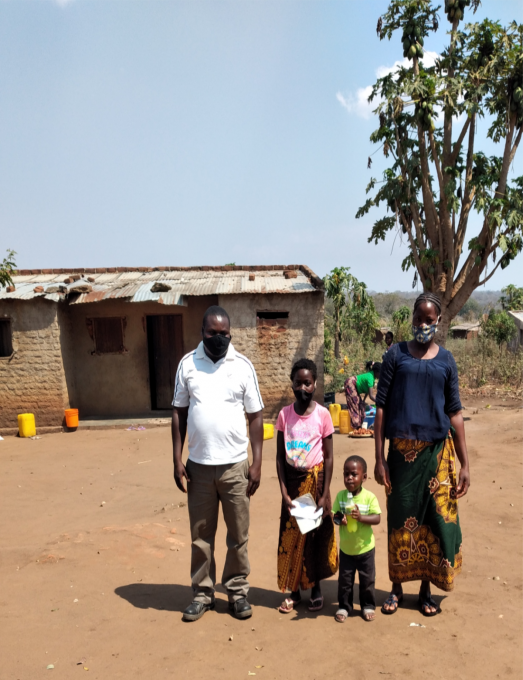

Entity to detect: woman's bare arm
[449,410,470,499]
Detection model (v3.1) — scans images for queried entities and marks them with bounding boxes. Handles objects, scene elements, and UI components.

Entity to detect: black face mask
[203,334,231,358]
[293,388,314,405]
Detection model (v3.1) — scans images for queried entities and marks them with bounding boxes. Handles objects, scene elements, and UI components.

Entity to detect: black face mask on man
[293,388,314,405]
[203,334,231,358]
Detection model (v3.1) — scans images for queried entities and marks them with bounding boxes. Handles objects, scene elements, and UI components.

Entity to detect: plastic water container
[329,403,341,427]
[363,414,376,428]
[263,423,274,440]
[65,408,79,429]
[339,410,351,434]
[18,413,36,438]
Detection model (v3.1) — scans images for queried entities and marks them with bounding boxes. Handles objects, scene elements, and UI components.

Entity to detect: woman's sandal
[381,593,403,615]
[335,609,348,623]
[308,596,324,612]
[278,597,300,614]
[362,608,375,622]
[418,593,441,617]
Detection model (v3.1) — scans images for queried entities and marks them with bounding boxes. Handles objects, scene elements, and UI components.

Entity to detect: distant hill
[369,290,501,320]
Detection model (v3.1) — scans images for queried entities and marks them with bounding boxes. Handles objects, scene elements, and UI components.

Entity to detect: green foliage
[391,304,412,340]
[500,284,523,311]
[358,0,523,329]
[0,250,16,288]
[482,310,518,347]
[459,296,482,320]
[392,305,411,324]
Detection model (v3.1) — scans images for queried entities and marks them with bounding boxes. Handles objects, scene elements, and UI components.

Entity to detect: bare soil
[1,402,522,680]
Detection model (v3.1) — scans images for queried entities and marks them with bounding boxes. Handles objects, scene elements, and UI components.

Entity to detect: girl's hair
[290,358,317,381]
[365,361,382,374]
[414,292,442,315]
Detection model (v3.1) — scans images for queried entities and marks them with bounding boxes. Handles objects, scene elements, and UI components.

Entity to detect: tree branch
[478,258,504,286]
[450,117,471,166]
[455,114,476,264]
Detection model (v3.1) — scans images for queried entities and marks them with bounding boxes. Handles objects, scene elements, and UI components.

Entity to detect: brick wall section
[0,300,69,431]
[219,292,325,421]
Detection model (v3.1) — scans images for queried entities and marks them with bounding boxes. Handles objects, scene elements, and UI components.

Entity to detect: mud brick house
[0,265,325,433]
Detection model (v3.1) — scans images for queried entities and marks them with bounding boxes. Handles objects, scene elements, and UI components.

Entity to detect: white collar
[195,340,236,363]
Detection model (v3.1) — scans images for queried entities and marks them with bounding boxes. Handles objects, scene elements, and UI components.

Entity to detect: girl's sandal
[362,608,375,622]
[279,597,299,614]
[335,609,348,623]
[308,596,324,612]
[381,593,403,615]
[418,594,441,617]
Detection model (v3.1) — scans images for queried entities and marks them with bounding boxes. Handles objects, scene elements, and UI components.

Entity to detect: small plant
[0,249,16,288]
[482,310,518,348]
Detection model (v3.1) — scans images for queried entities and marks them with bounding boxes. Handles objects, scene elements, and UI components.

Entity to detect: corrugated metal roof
[0,267,319,304]
[508,311,523,323]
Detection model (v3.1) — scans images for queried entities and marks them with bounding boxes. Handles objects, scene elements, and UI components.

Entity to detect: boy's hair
[344,455,367,474]
[290,358,318,381]
[386,331,394,340]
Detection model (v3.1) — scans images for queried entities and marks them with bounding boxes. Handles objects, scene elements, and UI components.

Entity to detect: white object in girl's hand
[290,493,323,534]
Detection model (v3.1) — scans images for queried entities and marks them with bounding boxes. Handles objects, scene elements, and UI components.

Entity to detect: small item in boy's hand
[333,511,344,526]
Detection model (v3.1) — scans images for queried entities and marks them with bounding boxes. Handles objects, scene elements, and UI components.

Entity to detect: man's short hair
[344,455,367,473]
[202,305,230,330]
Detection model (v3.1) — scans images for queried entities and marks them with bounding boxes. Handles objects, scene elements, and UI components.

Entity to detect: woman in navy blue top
[374,293,471,617]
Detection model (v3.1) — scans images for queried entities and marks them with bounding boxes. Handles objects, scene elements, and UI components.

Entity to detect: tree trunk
[334,317,340,359]
[437,312,451,348]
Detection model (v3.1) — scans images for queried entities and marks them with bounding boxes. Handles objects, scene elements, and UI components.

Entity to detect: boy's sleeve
[275,408,285,432]
[368,493,382,515]
[332,492,340,513]
[322,407,335,437]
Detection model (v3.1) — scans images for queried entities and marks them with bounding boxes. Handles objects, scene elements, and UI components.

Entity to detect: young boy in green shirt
[332,455,381,622]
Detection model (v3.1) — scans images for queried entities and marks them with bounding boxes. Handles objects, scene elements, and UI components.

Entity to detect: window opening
[256,311,289,320]
[0,319,13,357]
[91,317,126,354]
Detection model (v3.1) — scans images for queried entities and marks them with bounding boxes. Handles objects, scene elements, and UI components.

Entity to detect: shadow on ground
[115,581,446,618]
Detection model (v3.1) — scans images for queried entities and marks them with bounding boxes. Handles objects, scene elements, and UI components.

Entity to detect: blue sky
[0,0,521,290]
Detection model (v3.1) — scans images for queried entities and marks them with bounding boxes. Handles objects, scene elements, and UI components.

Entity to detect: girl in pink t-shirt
[275,358,338,614]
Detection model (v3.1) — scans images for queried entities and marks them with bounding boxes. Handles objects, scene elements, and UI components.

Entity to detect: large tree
[357,0,522,342]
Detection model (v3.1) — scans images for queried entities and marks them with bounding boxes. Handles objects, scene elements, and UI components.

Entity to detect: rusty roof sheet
[1,267,320,304]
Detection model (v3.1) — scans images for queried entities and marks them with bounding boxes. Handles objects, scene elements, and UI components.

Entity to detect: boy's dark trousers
[338,548,376,613]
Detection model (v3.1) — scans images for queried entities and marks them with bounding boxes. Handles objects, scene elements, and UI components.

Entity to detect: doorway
[146,315,184,410]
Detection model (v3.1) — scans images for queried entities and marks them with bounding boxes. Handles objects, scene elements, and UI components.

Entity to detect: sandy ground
[1,398,522,680]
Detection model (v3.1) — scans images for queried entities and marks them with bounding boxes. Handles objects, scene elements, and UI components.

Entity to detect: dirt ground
[1,398,522,680]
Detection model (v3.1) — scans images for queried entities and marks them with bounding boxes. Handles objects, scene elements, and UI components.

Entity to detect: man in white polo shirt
[172,305,264,622]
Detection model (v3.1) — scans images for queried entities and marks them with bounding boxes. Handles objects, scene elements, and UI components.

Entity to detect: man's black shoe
[182,600,215,622]
[228,597,252,619]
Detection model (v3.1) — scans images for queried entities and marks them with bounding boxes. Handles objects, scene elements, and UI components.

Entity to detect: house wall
[62,296,217,417]
[220,292,325,421]
[0,290,324,428]
[0,299,70,430]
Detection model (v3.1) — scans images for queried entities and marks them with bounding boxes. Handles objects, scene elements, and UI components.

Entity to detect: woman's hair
[290,358,317,381]
[365,361,382,375]
[413,292,442,315]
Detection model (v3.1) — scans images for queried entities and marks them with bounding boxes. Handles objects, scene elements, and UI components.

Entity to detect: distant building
[449,322,481,340]
[508,311,523,349]
[0,265,324,433]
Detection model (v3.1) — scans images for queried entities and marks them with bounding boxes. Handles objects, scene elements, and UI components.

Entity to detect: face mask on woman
[412,322,438,344]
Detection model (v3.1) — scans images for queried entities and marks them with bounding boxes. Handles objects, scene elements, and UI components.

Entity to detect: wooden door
[146,315,184,410]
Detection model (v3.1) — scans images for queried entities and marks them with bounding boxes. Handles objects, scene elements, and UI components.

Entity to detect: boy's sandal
[362,608,375,622]
[381,593,403,615]
[308,596,324,612]
[279,598,298,614]
[335,609,348,623]
[418,594,441,617]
